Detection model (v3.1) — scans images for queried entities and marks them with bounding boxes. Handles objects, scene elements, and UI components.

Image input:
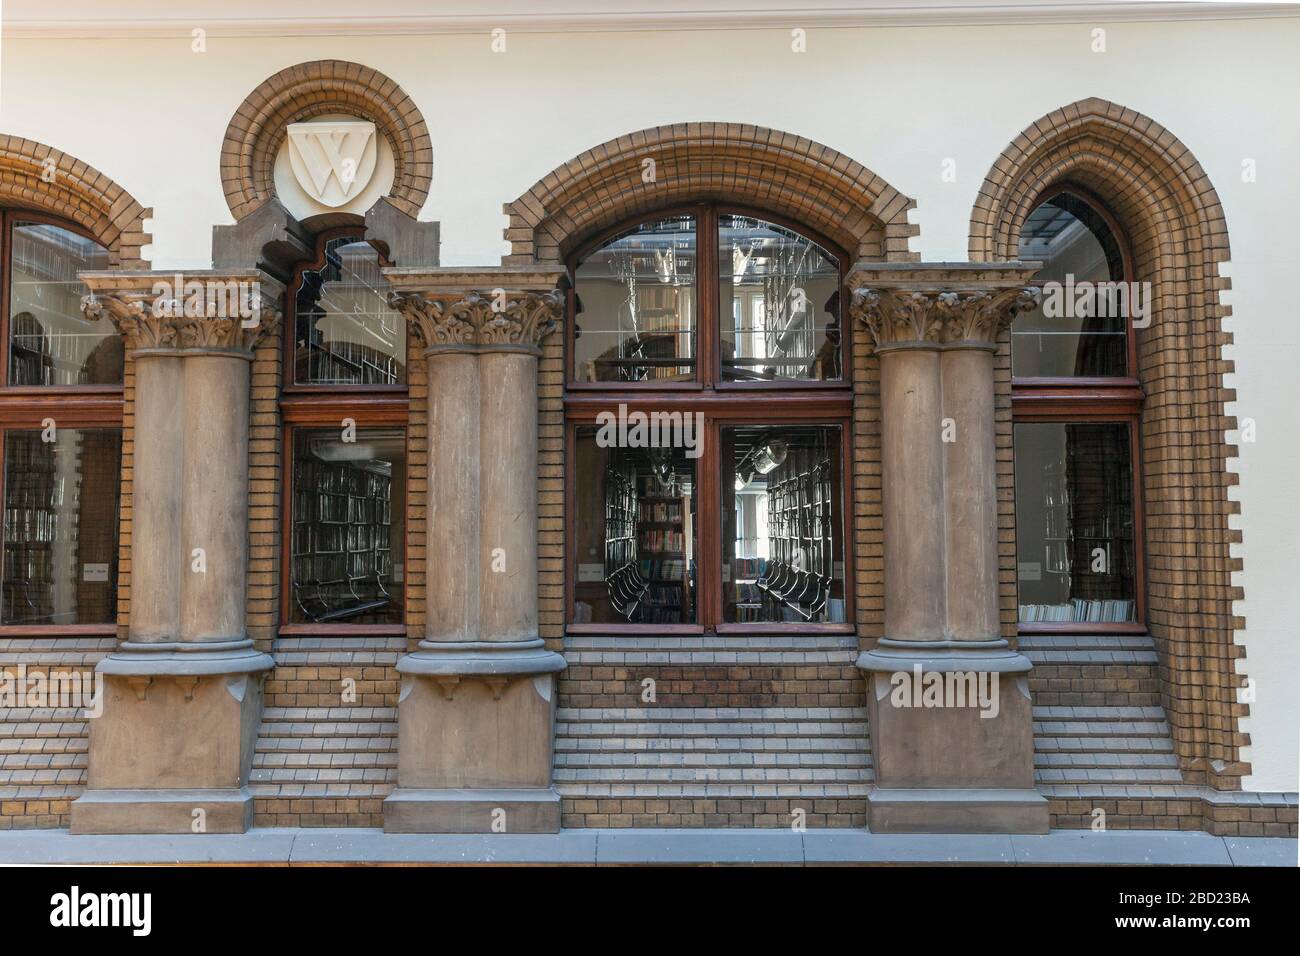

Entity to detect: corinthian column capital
[80,270,284,356]
[384,265,567,355]
[845,262,1041,350]
[390,287,565,353]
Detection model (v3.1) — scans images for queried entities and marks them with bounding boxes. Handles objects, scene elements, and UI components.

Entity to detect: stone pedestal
[383,269,567,833]
[70,272,281,834]
[849,263,1049,834]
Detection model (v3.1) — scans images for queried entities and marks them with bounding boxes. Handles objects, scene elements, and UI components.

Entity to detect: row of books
[1019,598,1135,623]
[642,584,688,606]
[640,529,685,553]
[731,557,767,580]
[643,501,682,523]
[640,559,689,581]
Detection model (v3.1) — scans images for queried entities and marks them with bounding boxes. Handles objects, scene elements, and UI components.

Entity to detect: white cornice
[3,2,1299,38]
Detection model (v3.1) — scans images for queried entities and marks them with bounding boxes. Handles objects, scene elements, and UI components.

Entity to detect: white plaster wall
[1,16,1296,790]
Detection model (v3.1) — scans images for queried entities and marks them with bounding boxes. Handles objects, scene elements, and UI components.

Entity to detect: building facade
[0,1,1296,839]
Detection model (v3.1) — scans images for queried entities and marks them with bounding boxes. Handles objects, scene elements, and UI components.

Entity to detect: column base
[383,787,562,833]
[858,638,1042,833]
[70,787,254,834]
[389,639,565,833]
[73,642,271,834]
[866,787,1049,834]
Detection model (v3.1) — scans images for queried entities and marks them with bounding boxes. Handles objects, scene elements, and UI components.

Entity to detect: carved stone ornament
[390,288,565,352]
[848,285,1040,348]
[80,286,283,354]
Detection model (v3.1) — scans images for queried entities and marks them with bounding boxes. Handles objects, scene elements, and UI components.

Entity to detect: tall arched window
[0,211,122,631]
[281,230,408,632]
[1012,188,1145,631]
[566,204,853,632]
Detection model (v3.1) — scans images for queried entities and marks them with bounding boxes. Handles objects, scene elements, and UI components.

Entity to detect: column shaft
[478,350,539,643]
[424,350,481,642]
[179,353,250,642]
[127,354,185,643]
[878,345,947,642]
[941,346,1001,641]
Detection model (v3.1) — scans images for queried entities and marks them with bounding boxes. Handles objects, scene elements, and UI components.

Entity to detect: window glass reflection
[294,238,404,385]
[571,427,697,624]
[719,215,840,381]
[723,424,845,623]
[1014,194,1127,377]
[8,223,118,386]
[2,428,121,624]
[290,428,405,624]
[573,216,696,383]
[1014,422,1137,623]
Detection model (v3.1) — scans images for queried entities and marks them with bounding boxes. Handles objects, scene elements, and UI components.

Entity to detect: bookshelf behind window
[292,454,396,623]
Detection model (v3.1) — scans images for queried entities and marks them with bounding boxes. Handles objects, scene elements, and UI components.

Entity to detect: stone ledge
[0,827,1291,866]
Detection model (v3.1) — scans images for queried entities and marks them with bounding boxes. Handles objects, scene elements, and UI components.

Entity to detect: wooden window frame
[0,209,122,636]
[1012,185,1148,635]
[278,228,410,636]
[564,204,855,635]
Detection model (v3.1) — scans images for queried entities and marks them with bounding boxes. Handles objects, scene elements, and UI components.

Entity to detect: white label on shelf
[722,566,731,582]
[578,563,604,583]
[834,562,845,578]
[82,563,109,582]
[393,562,404,583]
[1017,562,1042,582]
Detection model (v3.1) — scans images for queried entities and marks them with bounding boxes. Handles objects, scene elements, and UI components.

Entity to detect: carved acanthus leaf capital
[390,288,565,352]
[79,275,283,354]
[848,283,1040,349]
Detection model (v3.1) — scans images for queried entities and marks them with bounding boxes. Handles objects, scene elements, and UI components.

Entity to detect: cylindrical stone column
[180,352,251,643]
[126,353,185,643]
[877,344,947,642]
[424,349,481,643]
[478,350,539,643]
[940,345,1000,641]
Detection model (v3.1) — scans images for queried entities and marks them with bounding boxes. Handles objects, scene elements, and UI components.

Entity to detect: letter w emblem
[286,120,378,207]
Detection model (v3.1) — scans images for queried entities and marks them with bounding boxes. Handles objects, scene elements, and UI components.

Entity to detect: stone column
[70,271,282,834]
[383,270,567,833]
[848,263,1048,834]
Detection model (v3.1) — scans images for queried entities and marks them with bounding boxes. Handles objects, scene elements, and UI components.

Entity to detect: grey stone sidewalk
[0,828,1293,866]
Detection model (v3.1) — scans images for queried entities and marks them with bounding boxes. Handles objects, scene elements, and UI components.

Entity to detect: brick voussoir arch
[0,136,151,267]
[221,60,433,222]
[505,123,919,263]
[969,97,1247,786]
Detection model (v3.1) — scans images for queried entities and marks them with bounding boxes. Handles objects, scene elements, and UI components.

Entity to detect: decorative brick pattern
[251,636,402,828]
[970,98,1248,788]
[0,136,151,268]
[504,123,919,266]
[0,639,116,830]
[405,330,428,642]
[220,60,433,222]
[247,333,281,650]
[555,636,869,827]
[116,354,135,641]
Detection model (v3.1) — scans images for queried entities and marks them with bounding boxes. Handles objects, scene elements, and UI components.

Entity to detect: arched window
[1012,188,1145,631]
[0,212,122,630]
[281,230,408,630]
[566,204,852,631]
